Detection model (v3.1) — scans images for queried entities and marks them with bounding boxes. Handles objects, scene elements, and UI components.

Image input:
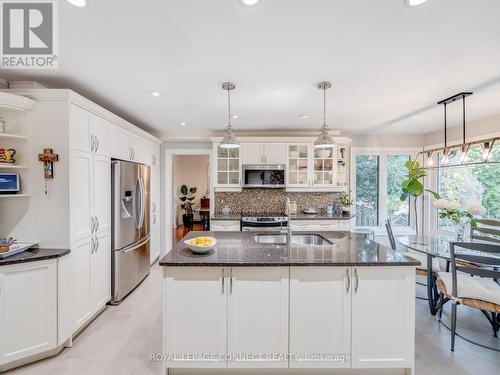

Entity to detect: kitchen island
[160,231,419,375]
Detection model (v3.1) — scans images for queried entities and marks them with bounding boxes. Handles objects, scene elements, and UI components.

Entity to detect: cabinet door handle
[130,148,133,160]
[354,268,359,293]
[132,148,135,160]
[229,268,233,295]
[222,268,225,294]
[346,268,350,293]
[96,217,99,232]
[95,136,99,153]
[90,135,95,152]
[90,216,95,233]
[95,236,99,253]
[91,237,95,254]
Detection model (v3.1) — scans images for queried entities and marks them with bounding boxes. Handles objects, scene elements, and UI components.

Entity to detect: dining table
[396,235,500,315]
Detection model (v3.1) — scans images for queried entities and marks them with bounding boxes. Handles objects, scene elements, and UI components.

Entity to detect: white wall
[172,155,210,227]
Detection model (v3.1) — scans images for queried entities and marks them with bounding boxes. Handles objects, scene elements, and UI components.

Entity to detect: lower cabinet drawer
[290,220,338,231]
[211,220,240,231]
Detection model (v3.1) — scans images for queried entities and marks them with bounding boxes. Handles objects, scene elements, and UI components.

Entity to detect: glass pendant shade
[219,124,240,149]
[219,82,240,149]
[314,124,335,148]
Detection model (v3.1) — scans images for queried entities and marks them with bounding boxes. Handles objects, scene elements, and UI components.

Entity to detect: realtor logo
[0,0,58,69]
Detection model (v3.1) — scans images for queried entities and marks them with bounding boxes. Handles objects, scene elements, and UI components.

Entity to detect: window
[387,155,410,226]
[355,155,379,226]
[353,149,416,231]
[436,150,500,231]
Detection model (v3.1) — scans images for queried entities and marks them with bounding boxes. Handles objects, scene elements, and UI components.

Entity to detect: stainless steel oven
[242,164,285,189]
[241,216,288,231]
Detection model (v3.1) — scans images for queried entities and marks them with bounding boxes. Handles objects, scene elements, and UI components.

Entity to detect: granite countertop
[0,247,70,266]
[210,214,242,221]
[289,213,355,220]
[160,231,420,267]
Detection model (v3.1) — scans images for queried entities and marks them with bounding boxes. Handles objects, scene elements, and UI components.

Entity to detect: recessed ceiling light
[299,114,309,119]
[405,0,428,7]
[151,91,160,97]
[67,0,87,7]
[241,0,260,6]
[180,122,187,126]
[231,114,239,119]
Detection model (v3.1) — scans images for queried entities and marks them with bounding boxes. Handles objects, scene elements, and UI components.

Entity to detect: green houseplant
[400,160,426,234]
[179,185,197,229]
[340,190,354,215]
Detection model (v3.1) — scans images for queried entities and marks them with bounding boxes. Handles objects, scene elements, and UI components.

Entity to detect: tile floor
[6,263,500,375]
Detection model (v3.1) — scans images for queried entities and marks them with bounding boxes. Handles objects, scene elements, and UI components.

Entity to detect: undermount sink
[253,233,332,246]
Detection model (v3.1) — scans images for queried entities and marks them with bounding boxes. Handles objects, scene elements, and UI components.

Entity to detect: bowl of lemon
[184,236,217,254]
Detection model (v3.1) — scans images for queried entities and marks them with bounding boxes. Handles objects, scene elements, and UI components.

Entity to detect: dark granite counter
[160,231,420,267]
[290,213,355,220]
[0,247,70,266]
[210,214,242,221]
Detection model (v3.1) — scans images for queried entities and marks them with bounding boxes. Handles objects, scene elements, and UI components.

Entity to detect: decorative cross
[38,148,59,195]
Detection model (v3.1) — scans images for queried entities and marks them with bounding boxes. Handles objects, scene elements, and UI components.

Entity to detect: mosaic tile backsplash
[215,190,343,215]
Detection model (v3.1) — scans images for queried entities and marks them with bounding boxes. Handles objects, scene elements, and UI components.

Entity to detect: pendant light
[418,91,499,169]
[314,81,335,148]
[219,82,240,149]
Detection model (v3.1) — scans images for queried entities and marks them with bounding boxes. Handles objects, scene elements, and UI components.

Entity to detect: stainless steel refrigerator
[111,160,150,304]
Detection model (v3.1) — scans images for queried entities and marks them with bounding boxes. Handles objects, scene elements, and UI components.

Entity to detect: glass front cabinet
[214,144,241,188]
[286,143,349,190]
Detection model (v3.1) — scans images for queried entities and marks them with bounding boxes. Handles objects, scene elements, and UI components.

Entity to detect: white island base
[163,266,416,375]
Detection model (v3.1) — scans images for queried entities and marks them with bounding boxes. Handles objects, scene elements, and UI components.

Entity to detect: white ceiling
[2,0,500,140]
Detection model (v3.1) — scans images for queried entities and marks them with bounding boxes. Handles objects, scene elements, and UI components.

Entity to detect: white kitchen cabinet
[129,134,150,165]
[164,267,227,369]
[214,144,241,189]
[263,143,285,164]
[90,230,111,313]
[242,143,285,164]
[70,237,92,333]
[108,125,131,161]
[70,150,93,241]
[286,143,311,188]
[70,104,109,157]
[289,219,352,232]
[92,115,110,156]
[0,260,57,366]
[227,267,289,368]
[351,267,415,369]
[210,220,240,231]
[241,143,262,164]
[93,155,111,234]
[290,267,351,368]
[70,151,111,242]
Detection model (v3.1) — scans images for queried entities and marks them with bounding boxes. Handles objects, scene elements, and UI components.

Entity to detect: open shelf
[0,194,31,198]
[0,133,28,140]
[0,164,28,169]
[0,92,36,112]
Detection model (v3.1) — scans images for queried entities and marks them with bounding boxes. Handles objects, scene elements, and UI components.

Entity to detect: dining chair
[436,241,500,351]
[471,219,500,244]
[385,219,441,301]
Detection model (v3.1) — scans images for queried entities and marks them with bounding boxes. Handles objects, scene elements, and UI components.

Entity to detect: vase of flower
[430,193,486,241]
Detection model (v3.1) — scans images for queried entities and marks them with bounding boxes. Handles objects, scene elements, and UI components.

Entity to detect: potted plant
[179,184,197,229]
[340,190,354,215]
[400,160,426,234]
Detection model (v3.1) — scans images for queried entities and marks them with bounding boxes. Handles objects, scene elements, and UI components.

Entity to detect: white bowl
[184,237,217,254]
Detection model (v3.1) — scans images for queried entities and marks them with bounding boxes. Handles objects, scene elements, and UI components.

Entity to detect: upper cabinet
[214,144,241,189]
[241,143,285,164]
[108,124,153,165]
[212,137,350,192]
[69,104,109,156]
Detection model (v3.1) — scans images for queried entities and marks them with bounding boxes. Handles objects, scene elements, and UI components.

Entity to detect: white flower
[433,199,460,211]
[467,202,486,216]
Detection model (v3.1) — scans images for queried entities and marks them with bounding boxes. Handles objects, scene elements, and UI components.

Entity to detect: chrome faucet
[283,198,292,244]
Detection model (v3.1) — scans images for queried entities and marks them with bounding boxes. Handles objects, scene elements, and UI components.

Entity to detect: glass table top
[397,235,500,260]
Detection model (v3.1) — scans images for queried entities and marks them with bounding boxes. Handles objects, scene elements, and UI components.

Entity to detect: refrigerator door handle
[138,176,145,230]
[121,234,151,254]
[134,176,141,229]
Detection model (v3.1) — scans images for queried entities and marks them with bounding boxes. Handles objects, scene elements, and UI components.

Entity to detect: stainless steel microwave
[242,164,285,189]
[0,173,20,193]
